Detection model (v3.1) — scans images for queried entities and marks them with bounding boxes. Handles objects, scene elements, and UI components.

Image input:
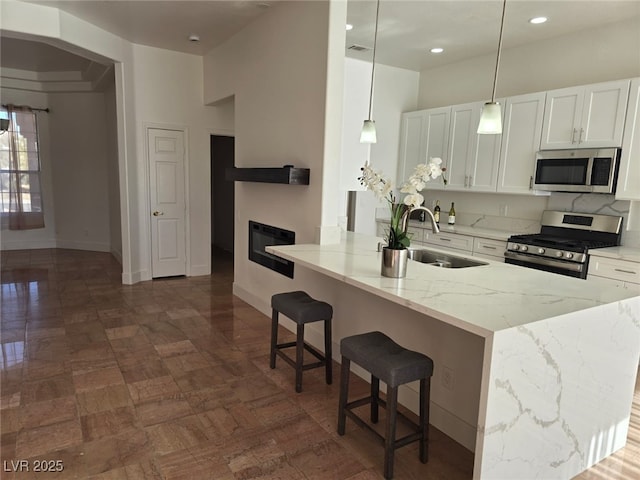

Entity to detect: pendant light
[360,0,381,144]
[478,0,507,135]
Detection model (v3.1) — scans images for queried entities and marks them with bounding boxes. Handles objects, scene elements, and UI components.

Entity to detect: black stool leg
[384,386,398,480]
[371,376,380,423]
[337,357,350,435]
[270,309,278,369]
[420,377,430,463]
[324,318,332,385]
[295,323,304,393]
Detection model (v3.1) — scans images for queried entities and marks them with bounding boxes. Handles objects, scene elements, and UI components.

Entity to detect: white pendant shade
[477,102,502,135]
[360,119,377,143]
[477,0,507,135]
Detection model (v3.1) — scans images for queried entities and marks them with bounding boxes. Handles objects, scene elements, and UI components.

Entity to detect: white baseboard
[56,239,111,252]
[233,283,271,317]
[111,249,123,265]
[189,264,210,277]
[1,239,56,250]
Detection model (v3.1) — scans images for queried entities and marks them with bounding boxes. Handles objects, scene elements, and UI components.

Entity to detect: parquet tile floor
[0,248,637,479]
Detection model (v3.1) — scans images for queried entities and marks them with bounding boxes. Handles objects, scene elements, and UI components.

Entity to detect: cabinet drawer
[588,256,640,284]
[473,238,506,258]
[423,231,473,252]
[376,222,424,244]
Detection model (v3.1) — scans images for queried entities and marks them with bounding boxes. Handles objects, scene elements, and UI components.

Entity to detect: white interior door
[148,128,186,278]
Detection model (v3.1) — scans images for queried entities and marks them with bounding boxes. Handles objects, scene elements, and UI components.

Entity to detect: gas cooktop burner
[505,210,623,279]
[508,234,616,252]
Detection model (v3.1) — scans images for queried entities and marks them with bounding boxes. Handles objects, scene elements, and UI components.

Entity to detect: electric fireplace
[248,221,295,278]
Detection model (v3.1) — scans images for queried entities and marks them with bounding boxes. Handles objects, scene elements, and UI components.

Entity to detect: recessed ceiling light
[346,24,353,31]
[529,16,548,24]
[188,34,200,42]
[430,47,444,54]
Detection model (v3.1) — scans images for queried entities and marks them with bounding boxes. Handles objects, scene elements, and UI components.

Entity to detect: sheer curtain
[0,104,45,230]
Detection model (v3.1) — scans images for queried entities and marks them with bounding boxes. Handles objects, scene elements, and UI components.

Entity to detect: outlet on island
[441,365,454,391]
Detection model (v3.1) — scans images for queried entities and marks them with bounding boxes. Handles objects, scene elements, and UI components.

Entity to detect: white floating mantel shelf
[225,166,310,185]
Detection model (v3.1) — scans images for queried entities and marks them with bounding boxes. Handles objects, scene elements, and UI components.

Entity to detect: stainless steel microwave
[533,148,620,194]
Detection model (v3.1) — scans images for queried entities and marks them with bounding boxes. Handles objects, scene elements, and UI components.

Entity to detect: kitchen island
[267,232,640,479]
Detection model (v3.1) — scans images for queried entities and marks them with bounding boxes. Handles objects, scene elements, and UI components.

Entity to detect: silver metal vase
[381,247,408,278]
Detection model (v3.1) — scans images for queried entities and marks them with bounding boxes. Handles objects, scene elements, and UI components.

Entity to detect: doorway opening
[211,134,235,273]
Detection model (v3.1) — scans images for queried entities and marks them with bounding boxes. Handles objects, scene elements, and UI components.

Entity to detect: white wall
[104,75,122,261]
[48,92,111,252]
[341,60,420,235]
[204,0,346,305]
[1,0,235,281]
[130,43,232,278]
[0,88,56,249]
[418,16,640,108]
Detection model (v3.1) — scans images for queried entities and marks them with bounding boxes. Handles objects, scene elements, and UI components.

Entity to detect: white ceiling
[346,0,640,71]
[2,0,639,81]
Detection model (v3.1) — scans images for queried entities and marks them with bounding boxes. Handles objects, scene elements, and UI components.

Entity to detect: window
[0,106,44,230]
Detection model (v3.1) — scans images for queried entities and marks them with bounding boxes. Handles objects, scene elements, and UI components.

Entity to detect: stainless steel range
[504,210,623,279]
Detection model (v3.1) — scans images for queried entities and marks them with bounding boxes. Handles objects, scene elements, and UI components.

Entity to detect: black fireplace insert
[248,221,295,278]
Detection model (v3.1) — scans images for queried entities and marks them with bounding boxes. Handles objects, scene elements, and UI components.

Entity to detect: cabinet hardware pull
[572,128,578,144]
[579,128,584,143]
[614,268,637,275]
[440,238,452,242]
[529,176,533,189]
[152,211,164,216]
[482,245,497,250]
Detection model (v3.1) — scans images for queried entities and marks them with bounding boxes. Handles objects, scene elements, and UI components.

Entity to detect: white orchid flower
[403,193,424,208]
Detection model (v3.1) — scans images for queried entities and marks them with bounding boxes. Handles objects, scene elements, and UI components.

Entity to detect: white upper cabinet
[397,107,450,186]
[616,77,640,200]
[541,79,630,149]
[497,92,546,194]
[445,102,501,192]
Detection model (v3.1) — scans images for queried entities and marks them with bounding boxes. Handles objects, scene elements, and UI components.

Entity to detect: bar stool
[270,291,333,393]
[337,331,434,479]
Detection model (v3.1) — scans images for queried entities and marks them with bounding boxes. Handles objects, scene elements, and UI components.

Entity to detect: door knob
[153,211,164,216]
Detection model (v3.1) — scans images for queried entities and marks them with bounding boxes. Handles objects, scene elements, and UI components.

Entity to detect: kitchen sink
[407,248,488,268]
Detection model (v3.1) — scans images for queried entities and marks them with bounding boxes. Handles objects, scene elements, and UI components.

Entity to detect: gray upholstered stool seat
[338,331,434,479]
[270,291,333,393]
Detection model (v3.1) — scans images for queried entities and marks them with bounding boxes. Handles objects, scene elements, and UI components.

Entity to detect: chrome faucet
[401,206,440,234]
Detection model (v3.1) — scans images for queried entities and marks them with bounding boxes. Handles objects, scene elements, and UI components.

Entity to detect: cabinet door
[580,79,629,148]
[421,107,451,190]
[423,231,474,252]
[617,78,640,200]
[469,101,502,192]
[446,103,476,190]
[497,92,546,194]
[397,111,427,183]
[398,108,451,188]
[540,86,583,149]
[472,237,506,261]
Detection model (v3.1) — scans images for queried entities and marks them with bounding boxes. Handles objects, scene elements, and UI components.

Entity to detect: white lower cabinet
[472,237,506,262]
[587,255,640,292]
[423,230,474,253]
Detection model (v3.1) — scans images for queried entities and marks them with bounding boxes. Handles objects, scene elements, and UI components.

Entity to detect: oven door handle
[504,251,585,273]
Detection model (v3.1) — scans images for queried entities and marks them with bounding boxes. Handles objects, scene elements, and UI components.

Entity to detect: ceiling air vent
[347,44,370,52]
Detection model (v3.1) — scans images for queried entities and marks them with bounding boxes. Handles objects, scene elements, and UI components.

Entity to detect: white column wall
[48,92,111,252]
[203,0,346,308]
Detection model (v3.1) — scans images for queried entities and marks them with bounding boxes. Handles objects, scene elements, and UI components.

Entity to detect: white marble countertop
[589,246,640,263]
[268,232,637,338]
